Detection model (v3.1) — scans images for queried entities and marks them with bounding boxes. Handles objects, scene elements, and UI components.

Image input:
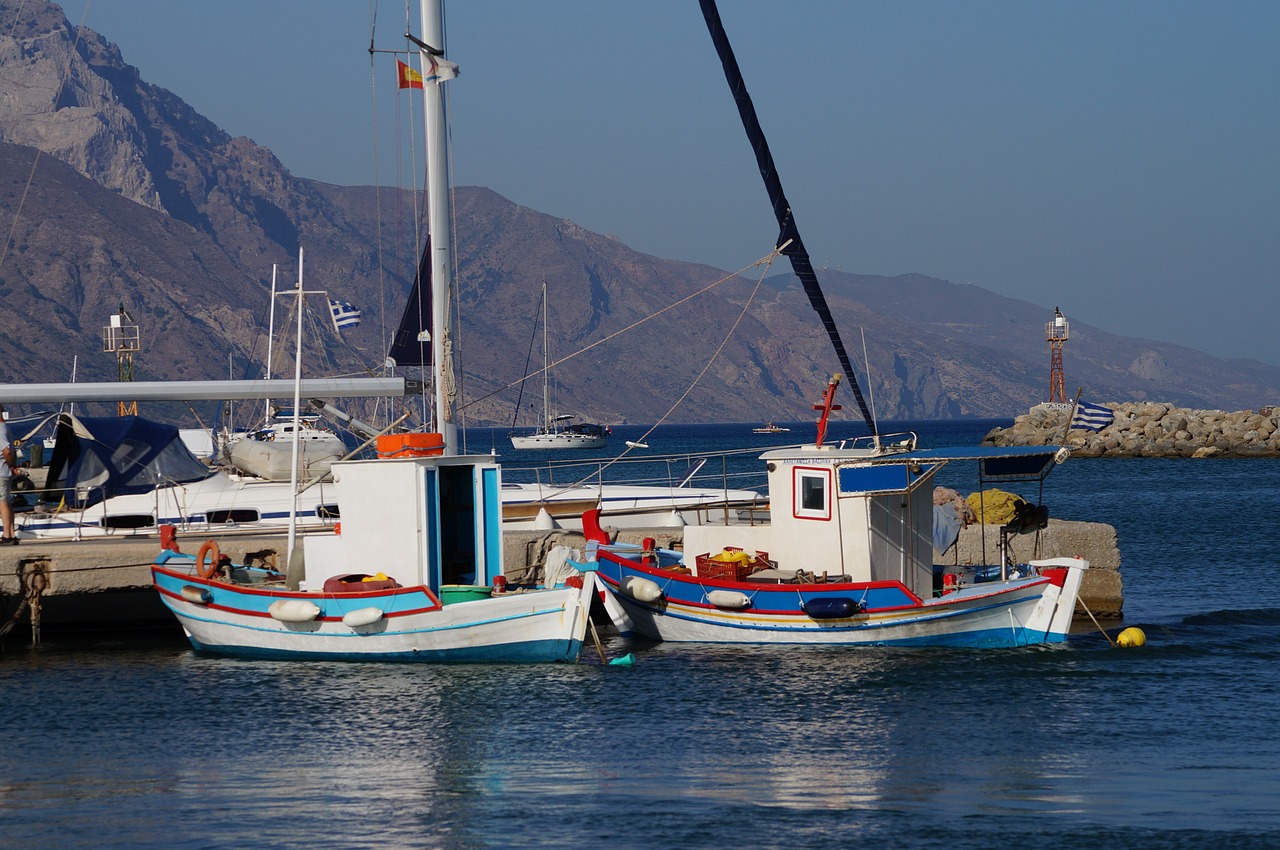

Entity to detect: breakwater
[984,402,1280,458]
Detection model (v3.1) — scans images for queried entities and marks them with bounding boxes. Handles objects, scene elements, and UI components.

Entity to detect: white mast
[419,0,458,454]
[287,249,305,567]
[264,263,278,425]
[540,280,550,432]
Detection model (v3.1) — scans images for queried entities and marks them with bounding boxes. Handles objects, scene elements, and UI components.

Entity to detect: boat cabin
[301,452,505,593]
[681,442,1063,600]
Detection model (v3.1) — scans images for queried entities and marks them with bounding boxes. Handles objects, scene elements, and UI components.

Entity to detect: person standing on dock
[0,405,15,544]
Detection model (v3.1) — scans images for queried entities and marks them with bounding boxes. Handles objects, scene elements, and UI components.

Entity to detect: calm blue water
[5,419,1280,849]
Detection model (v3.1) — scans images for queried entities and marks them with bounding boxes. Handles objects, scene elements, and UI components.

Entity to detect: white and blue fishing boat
[150,0,598,663]
[581,376,1086,649]
[580,3,1088,649]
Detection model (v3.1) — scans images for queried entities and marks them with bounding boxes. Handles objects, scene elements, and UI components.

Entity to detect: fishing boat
[149,0,599,663]
[751,422,789,434]
[582,376,1087,648]
[509,282,609,450]
[579,3,1088,648]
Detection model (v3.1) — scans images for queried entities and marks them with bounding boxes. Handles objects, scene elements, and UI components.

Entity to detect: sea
[4,418,1280,849]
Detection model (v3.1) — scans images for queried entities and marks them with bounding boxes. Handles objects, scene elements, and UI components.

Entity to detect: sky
[58,0,1280,368]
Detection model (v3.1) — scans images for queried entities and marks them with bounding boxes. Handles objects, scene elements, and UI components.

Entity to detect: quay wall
[986,402,1280,458]
[0,518,1124,637]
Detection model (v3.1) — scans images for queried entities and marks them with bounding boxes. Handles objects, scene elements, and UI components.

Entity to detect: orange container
[376,432,445,458]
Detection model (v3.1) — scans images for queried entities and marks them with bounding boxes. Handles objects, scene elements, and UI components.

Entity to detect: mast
[418,0,458,454]
[540,280,550,432]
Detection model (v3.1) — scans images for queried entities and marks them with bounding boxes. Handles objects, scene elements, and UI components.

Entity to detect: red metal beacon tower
[1045,307,1069,403]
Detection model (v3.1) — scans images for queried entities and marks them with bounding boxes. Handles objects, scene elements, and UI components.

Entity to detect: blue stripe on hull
[183,637,584,663]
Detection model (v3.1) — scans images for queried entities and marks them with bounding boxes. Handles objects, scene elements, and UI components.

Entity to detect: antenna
[103,304,141,415]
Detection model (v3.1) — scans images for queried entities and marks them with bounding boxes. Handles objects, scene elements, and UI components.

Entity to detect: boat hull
[591,548,1086,649]
[152,564,595,663]
[510,432,607,450]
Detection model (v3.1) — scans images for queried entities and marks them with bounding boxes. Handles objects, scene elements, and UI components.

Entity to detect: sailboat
[509,281,609,450]
[149,0,599,663]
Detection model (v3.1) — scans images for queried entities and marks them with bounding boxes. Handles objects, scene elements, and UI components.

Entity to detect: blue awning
[869,444,1065,482]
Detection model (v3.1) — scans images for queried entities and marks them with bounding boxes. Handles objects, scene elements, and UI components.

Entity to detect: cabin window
[317,504,340,519]
[103,514,156,530]
[207,509,260,525]
[793,468,831,520]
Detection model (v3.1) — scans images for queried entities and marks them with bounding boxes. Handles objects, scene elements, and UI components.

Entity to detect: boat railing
[501,444,772,497]
[835,431,919,453]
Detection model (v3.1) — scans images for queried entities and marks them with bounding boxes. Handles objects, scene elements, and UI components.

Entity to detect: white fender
[706,590,751,609]
[180,585,211,605]
[342,607,384,628]
[268,599,321,622]
[620,576,663,603]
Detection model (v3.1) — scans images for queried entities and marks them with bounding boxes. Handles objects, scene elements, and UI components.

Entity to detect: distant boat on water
[509,280,609,451]
[752,422,790,434]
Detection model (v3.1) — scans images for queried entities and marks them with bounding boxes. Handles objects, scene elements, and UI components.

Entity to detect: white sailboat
[510,281,609,450]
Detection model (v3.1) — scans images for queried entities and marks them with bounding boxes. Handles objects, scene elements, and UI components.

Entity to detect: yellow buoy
[1116,626,1147,648]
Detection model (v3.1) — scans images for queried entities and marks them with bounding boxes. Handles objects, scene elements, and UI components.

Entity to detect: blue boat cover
[44,413,215,507]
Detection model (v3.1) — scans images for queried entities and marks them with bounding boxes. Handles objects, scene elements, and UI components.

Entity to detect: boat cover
[43,413,216,507]
[871,445,1065,482]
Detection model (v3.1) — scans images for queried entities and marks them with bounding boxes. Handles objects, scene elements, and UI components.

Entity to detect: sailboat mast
[419,0,458,454]
[540,281,550,432]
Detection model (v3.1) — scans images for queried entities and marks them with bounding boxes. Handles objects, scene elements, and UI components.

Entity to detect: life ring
[197,540,222,580]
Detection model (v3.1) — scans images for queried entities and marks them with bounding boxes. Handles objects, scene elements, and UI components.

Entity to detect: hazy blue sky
[60,1,1280,368]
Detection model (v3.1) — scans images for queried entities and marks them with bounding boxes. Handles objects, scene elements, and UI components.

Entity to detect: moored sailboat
[509,281,609,450]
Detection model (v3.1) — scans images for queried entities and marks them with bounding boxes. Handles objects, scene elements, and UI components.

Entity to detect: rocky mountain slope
[3,0,1279,428]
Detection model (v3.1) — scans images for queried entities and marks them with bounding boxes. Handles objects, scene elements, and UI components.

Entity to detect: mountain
[3,0,1280,428]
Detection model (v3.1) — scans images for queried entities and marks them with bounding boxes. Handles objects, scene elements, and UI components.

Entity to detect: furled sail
[387,237,433,368]
[699,0,877,433]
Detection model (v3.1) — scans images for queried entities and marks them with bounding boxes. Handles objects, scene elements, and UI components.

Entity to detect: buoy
[268,599,322,622]
[342,607,384,628]
[706,590,751,609]
[180,585,212,605]
[1116,626,1147,648]
[608,653,636,666]
[620,576,663,603]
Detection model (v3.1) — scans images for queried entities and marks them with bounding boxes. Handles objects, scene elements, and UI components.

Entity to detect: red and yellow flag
[396,60,424,90]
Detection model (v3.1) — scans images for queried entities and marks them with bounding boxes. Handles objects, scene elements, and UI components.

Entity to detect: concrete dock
[0,518,1123,645]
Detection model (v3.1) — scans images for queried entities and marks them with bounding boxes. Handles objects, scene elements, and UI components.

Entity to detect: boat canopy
[871,444,1065,482]
[44,413,216,507]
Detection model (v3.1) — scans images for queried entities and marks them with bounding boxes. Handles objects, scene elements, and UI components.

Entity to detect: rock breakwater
[984,402,1280,458]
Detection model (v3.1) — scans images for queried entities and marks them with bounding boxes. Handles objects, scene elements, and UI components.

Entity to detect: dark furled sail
[387,238,433,368]
[699,0,876,432]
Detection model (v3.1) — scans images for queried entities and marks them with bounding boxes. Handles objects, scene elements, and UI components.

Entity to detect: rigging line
[511,282,544,429]
[368,0,389,392]
[557,250,782,494]
[458,248,784,412]
[3,0,29,39]
[0,0,90,282]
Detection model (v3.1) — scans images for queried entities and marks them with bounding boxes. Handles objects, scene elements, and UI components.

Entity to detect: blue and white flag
[1070,400,1114,431]
[328,298,361,333]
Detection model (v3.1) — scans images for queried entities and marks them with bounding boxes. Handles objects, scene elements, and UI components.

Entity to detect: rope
[460,247,785,413]
[0,2,91,281]
[530,247,783,499]
[0,562,48,641]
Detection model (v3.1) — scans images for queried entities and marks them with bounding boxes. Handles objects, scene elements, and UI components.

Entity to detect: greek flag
[1070,400,1114,431]
[328,299,361,333]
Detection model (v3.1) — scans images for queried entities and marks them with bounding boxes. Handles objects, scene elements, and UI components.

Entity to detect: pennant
[397,60,424,90]
[1070,400,1114,431]
[328,298,362,333]
[424,54,459,82]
